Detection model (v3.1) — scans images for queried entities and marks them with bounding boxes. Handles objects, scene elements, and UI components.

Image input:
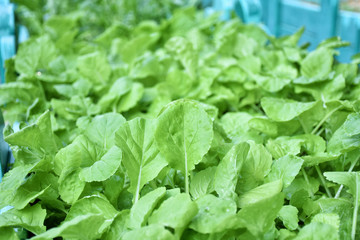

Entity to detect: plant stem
[335,156,359,198]
[302,168,315,199]
[311,105,343,135]
[315,127,325,136]
[185,172,189,194]
[315,165,332,198]
[351,174,359,240]
[184,139,189,194]
[298,117,309,134]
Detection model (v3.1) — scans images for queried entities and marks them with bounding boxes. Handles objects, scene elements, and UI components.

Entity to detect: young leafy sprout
[155,100,213,194]
[1,2,360,240]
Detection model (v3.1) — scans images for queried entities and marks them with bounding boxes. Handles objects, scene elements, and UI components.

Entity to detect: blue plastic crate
[0,3,15,35]
[0,0,10,5]
[0,2,16,83]
[213,0,235,20]
[260,0,360,61]
[226,0,360,62]
[0,35,15,83]
[337,10,360,62]
[260,0,338,47]
[234,0,263,23]
[0,2,16,180]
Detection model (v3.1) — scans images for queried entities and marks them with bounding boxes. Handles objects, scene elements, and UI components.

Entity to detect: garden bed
[0,1,360,239]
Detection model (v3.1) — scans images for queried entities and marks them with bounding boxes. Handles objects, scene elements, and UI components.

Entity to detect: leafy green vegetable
[189,194,237,234]
[0,1,359,239]
[127,187,166,229]
[0,204,46,235]
[155,100,213,193]
[278,205,299,230]
[149,193,198,236]
[116,118,167,203]
[214,142,249,200]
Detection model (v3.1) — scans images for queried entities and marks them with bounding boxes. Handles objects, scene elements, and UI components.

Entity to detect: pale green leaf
[149,193,198,229]
[155,100,213,192]
[79,146,122,182]
[265,155,304,188]
[214,142,250,200]
[0,204,46,235]
[128,187,166,229]
[278,205,299,230]
[261,97,317,122]
[122,224,175,240]
[189,194,237,234]
[116,118,167,202]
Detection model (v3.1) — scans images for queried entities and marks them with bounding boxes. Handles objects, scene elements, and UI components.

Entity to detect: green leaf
[116,82,144,112]
[316,198,353,240]
[79,146,122,182]
[32,214,107,240]
[128,187,166,229]
[295,222,339,240]
[155,100,213,193]
[0,164,36,209]
[11,172,58,209]
[254,73,291,93]
[266,137,303,159]
[312,213,340,231]
[317,36,350,49]
[65,195,118,223]
[237,193,284,237]
[95,23,129,47]
[116,118,167,202]
[295,74,345,101]
[214,142,250,200]
[265,155,304,188]
[5,111,57,154]
[300,47,334,82]
[32,196,120,240]
[77,51,111,84]
[302,153,339,167]
[249,117,278,137]
[103,210,130,240]
[278,205,299,230]
[190,167,216,200]
[165,37,197,79]
[54,135,101,176]
[238,180,283,208]
[122,224,175,240]
[324,172,360,202]
[0,204,46,235]
[343,113,360,136]
[58,169,85,204]
[51,96,100,121]
[103,171,126,207]
[97,77,132,112]
[261,97,317,122]
[118,33,159,64]
[81,113,126,150]
[189,194,237,234]
[220,112,262,143]
[15,36,57,76]
[148,193,198,229]
[0,227,19,240]
[238,141,272,193]
[0,82,45,107]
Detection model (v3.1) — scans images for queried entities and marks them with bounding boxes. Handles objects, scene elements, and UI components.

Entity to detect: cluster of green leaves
[13,0,197,38]
[1,3,360,240]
